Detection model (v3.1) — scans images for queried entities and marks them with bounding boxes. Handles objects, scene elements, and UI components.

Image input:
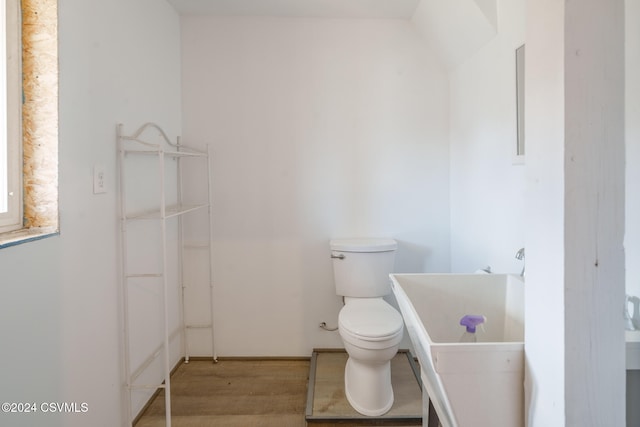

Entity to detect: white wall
[625,3,639,423]
[563,0,625,423]
[0,1,182,426]
[626,0,640,300]
[523,2,566,423]
[525,0,626,426]
[448,0,526,274]
[180,16,450,356]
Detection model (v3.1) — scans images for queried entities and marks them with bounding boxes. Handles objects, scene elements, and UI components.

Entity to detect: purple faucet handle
[460,314,486,333]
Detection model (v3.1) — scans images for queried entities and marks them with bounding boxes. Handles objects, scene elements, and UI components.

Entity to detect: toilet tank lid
[330,238,397,252]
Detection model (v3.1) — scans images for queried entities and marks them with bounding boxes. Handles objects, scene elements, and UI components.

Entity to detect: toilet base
[344,357,394,416]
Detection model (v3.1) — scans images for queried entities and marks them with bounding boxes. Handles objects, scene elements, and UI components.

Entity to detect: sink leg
[428,399,440,427]
[422,390,440,427]
[422,388,429,427]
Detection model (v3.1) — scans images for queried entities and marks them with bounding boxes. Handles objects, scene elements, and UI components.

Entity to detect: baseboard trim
[208,355,312,362]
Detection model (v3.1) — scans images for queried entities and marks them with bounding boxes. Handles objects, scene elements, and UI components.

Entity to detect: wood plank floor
[134,353,424,427]
[307,351,422,425]
[135,359,309,427]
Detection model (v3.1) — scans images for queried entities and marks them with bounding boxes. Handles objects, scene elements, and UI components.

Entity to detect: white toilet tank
[330,238,397,297]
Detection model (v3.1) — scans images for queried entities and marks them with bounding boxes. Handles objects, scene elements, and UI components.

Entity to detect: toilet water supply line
[319,294,345,331]
[319,322,338,331]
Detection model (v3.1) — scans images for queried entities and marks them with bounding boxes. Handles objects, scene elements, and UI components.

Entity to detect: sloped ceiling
[166,0,421,19]
[473,0,498,30]
[411,0,498,70]
[167,0,498,71]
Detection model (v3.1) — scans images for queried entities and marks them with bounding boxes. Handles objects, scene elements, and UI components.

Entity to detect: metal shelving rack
[117,123,215,427]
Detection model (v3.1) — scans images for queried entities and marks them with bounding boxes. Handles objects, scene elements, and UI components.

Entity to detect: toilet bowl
[330,238,403,416]
[338,297,404,416]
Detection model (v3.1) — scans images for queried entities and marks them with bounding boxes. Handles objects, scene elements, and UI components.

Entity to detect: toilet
[330,238,404,416]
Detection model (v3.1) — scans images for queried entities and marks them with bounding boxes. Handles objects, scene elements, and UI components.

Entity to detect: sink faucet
[515,248,525,276]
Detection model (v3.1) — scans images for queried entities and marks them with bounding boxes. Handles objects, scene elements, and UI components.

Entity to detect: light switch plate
[93,164,106,194]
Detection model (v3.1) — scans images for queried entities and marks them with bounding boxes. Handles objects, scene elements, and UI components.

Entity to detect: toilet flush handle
[331,253,345,260]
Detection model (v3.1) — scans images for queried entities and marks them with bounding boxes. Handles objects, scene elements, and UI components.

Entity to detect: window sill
[0,226,59,249]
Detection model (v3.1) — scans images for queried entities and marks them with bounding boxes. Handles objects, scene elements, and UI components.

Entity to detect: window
[0,0,21,233]
[0,0,58,247]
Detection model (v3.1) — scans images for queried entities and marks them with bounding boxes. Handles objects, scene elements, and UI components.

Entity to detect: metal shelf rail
[117,123,215,427]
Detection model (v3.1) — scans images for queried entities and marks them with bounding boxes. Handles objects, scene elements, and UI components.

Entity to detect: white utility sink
[390,273,525,427]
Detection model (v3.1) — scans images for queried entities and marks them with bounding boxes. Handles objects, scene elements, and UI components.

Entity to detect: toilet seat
[339,299,403,343]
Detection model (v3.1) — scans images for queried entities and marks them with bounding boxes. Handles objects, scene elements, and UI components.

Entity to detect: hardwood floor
[134,352,424,427]
[135,359,309,427]
[306,351,422,426]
